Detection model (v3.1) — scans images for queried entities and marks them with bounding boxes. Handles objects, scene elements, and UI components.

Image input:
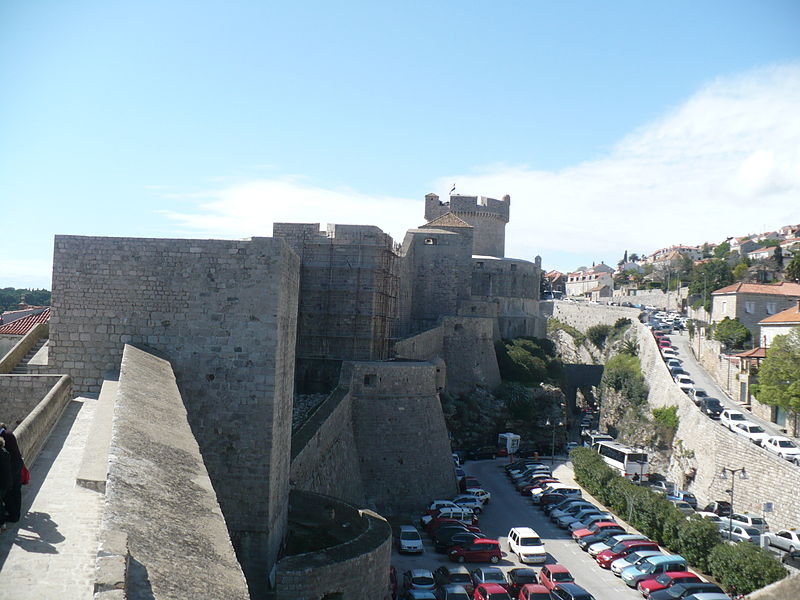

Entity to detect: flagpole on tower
[449,183,456,195]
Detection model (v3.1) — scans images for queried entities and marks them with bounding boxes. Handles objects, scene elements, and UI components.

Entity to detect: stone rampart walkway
[0,397,103,599]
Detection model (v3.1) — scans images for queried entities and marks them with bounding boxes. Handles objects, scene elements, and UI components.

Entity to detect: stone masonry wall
[0,375,61,425]
[50,234,300,594]
[349,361,458,514]
[551,302,800,531]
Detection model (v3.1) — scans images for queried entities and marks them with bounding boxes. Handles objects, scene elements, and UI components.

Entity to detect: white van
[507,527,546,564]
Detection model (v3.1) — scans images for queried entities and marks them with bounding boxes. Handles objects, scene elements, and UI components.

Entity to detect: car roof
[545,563,571,573]
[477,583,507,592]
[519,583,550,591]
[645,554,685,564]
[510,526,540,536]
[440,565,471,574]
[472,538,499,545]
[400,525,419,532]
[410,568,433,577]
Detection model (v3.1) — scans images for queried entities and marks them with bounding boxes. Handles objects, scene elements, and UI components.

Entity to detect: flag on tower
[449,183,456,194]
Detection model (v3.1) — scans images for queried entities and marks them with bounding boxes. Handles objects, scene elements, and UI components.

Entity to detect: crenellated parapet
[424,193,510,257]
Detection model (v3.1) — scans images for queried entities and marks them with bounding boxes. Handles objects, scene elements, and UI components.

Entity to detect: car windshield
[413,575,434,585]
[778,440,797,448]
[553,571,573,581]
[401,531,420,540]
[484,572,505,583]
[448,593,470,600]
[520,537,542,546]
[731,413,745,421]
[610,542,629,552]
[744,527,760,535]
[750,517,766,525]
[512,571,537,583]
[488,594,509,600]
[450,573,471,583]
[655,573,672,584]
[749,425,765,433]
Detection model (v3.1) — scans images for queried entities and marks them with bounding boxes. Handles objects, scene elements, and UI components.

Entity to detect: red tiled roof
[712,282,800,296]
[735,347,767,359]
[759,304,800,325]
[0,308,50,335]
[421,213,473,229]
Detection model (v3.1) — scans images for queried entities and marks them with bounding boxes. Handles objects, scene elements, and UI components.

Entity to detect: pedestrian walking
[0,424,23,523]
[0,437,11,530]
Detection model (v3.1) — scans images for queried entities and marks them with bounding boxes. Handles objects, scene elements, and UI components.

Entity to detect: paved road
[392,457,644,600]
[669,330,798,448]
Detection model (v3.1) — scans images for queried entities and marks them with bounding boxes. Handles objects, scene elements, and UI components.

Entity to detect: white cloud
[161,63,800,272]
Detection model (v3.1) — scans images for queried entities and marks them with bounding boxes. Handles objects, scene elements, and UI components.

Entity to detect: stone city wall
[610,288,688,311]
[0,322,48,374]
[50,234,300,594]
[276,491,392,600]
[106,344,249,600]
[0,374,62,426]
[11,374,72,465]
[545,300,640,331]
[349,361,458,515]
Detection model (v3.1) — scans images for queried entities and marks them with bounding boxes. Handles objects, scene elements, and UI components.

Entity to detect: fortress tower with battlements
[424,193,510,258]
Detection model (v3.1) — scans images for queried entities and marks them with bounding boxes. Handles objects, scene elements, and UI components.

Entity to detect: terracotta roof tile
[712,282,800,296]
[421,213,473,229]
[0,307,50,335]
[735,347,767,358]
[759,305,800,325]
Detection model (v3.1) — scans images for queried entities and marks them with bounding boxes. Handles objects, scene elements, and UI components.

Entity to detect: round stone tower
[424,193,510,257]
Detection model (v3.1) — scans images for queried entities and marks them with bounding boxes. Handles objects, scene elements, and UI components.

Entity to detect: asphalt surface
[391,457,645,600]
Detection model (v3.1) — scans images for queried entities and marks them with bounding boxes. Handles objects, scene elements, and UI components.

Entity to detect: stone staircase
[10,338,48,374]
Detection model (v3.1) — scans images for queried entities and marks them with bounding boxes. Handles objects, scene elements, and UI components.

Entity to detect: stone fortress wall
[50,235,300,596]
[550,301,800,531]
[0,374,62,424]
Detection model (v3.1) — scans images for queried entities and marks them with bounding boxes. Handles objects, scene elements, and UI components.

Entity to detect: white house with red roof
[565,264,613,297]
[711,282,800,340]
[758,300,800,347]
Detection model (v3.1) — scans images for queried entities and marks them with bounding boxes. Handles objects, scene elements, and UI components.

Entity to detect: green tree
[586,324,613,349]
[773,245,784,269]
[676,517,722,573]
[701,242,712,258]
[708,543,786,595]
[786,254,800,282]
[753,328,800,436]
[713,241,731,259]
[712,317,752,351]
[732,261,749,281]
[688,259,734,312]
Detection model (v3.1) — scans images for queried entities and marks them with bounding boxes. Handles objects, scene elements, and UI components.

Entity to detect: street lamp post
[720,466,748,541]
[545,418,563,466]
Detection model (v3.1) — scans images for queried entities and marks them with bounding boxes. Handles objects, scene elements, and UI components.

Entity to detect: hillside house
[711,282,800,340]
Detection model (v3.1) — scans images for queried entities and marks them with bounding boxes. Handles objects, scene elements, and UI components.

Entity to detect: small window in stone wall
[745,301,755,314]
[766,302,777,314]
[510,264,517,271]
[476,262,484,268]
[454,323,463,331]
[364,373,377,386]
[424,237,437,245]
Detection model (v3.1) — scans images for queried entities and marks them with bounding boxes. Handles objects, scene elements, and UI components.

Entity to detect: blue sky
[2,1,799,289]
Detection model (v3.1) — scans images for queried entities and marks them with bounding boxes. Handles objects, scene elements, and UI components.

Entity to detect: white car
[675,374,694,394]
[661,349,678,360]
[451,495,483,513]
[666,358,682,369]
[695,511,725,529]
[762,436,800,463]
[462,488,491,505]
[398,525,424,553]
[720,409,748,431]
[690,388,709,405]
[732,421,769,446]
[763,529,800,553]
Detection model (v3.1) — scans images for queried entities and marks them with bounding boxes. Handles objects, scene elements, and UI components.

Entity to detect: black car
[466,446,497,460]
[699,397,723,419]
[506,568,538,595]
[648,581,724,600]
[702,500,732,517]
[434,531,481,553]
[433,565,474,590]
[576,527,626,550]
[550,583,596,600]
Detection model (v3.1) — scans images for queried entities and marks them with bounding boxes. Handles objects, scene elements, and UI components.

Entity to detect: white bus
[581,430,613,448]
[592,441,650,482]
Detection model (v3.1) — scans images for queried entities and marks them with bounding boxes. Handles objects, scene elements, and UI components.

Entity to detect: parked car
[726,512,769,534]
[648,582,724,600]
[460,477,482,493]
[732,421,769,445]
[538,563,574,591]
[620,554,688,588]
[569,512,616,532]
[462,488,491,505]
[466,447,498,460]
[782,549,800,569]
[720,524,761,544]
[549,499,594,521]
[720,409,747,431]
[689,388,709,405]
[637,571,702,598]
[469,566,507,588]
[506,527,546,564]
[403,569,436,591]
[515,584,551,600]
[694,512,725,529]
[472,583,511,600]
[609,549,663,576]
[434,584,470,600]
[449,538,502,563]
[576,526,627,551]
[505,568,538,596]
[422,506,478,529]
[675,374,694,394]
[762,436,800,462]
[588,533,648,557]
[434,565,474,593]
[702,501,732,517]
[435,531,482,553]
[667,490,698,509]
[571,520,620,541]
[649,480,676,495]
[398,525,424,553]
[452,495,484,513]
[597,539,660,568]
[548,582,597,600]
[762,529,800,553]
[402,589,437,600]
[699,398,723,419]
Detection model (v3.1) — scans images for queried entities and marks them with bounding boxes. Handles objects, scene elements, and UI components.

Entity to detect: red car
[460,476,482,492]
[516,584,551,600]
[538,564,574,591]
[572,521,619,541]
[658,339,672,349]
[449,538,502,563]
[637,571,702,597]
[597,540,659,568]
[474,583,511,600]
[425,515,480,534]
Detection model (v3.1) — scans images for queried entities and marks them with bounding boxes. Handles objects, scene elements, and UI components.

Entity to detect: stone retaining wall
[276,490,392,600]
[0,322,48,374]
[0,374,62,428]
[12,374,72,464]
[105,344,249,600]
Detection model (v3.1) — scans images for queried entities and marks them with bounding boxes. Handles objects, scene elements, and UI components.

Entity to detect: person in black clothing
[0,436,11,530]
[0,424,23,523]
